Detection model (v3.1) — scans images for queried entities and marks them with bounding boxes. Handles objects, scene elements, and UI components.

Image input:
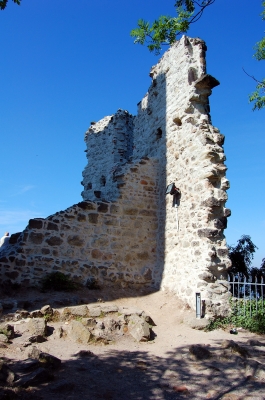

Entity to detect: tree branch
[242,67,265,87]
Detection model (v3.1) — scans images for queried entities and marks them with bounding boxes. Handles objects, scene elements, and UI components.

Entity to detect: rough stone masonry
[0,36,231,317]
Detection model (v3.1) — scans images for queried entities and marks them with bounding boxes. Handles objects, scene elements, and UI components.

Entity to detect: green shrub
[0,328,8,336]
[206,298,265,334]
[229,299,265,334]
[41,272,77,291]
[205,299,265,334]
[205,316,230,332]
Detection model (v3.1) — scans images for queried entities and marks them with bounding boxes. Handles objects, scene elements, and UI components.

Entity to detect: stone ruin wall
[0,36,231,317]
[131,36,232,316]
[0,159,159,288]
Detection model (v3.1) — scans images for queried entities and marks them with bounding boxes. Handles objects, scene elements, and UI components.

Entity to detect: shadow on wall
[0,72,168,297]
[0,37,231,316]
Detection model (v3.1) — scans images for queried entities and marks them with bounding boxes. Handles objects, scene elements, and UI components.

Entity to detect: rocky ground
[0,286,265,400]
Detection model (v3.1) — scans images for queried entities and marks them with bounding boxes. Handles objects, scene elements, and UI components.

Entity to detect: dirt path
[1,287,265,399]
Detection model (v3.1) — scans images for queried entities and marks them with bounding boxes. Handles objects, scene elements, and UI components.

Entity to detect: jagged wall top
[81,36,217,201]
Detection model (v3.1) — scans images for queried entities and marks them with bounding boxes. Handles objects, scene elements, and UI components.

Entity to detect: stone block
[110,204,120,214]
[87,305,102,317]
[47,222,59,231]
[63,305,88,317]
[77,213,86,222]
[137,252,149,260]
[27,318,47,337]
[88,213,98,224]
[9,232,22,244]
[128,315,150,342]
[5,270,19,279]
[197,229,220,238]
[29,232,44,244]
[123,207,138,216]
[91,249,102,259]
[28,219,43,229]
[97,202,109,213]
[67,235,84,247]
[201,197,220,208]
[78,201,96,210]
[46,236,63,246]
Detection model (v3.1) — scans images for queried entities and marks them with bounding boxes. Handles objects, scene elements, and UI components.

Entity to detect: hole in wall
[94,191,101,199]
[156,128,162,140]
[188,67,198,85]
[173,117,182,126]
[87,183,92,190]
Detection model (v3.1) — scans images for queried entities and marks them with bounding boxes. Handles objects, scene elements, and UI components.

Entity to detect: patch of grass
[205,316,230,332]
[205,298,265,334]
[74,316,83,322]
[0,328,8,336]
[41,272,77,292]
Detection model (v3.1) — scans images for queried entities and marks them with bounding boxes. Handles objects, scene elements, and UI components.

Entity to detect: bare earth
[1,287,265,399]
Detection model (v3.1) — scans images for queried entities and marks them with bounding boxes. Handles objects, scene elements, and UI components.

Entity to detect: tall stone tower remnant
[0,36,231,317]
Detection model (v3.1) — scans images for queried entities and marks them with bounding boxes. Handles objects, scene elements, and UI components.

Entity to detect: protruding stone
[28,219,43,229]
[198,229,220,238]
[194,74,220,89]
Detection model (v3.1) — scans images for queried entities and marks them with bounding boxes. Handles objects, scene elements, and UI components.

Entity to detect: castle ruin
[0,36,231,317]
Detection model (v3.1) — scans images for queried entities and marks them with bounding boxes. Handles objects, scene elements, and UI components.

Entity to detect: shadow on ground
[1,340,265,400]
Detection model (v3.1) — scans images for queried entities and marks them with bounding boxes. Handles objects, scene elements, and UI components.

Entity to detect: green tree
[251,258,265,277]
[130,0,215,54]
[228,235,258,277]
[0,0,20,10]
[249,1,265,110]
[131,1,265,110]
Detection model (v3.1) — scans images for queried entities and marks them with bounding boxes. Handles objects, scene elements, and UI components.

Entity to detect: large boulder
[128,314,150,342]
[40,305,53,316]
[63,305,88,318]
[87,305,102,317]
[68,320,92,343]
[27,318,47,337]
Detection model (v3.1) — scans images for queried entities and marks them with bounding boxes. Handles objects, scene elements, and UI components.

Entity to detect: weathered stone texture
[0,160,158,289]
[0,36,231,316]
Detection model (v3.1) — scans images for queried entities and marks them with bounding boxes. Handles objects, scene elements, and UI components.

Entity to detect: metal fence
[228,273,265,316]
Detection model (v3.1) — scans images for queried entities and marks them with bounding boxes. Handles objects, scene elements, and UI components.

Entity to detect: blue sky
[0,0,264,267]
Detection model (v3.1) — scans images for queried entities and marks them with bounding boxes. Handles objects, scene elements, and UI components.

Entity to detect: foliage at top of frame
[0,0,20,11]
[130,0,215,55]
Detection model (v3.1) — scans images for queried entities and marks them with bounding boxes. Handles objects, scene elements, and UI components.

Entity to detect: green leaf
[253,37,265,61]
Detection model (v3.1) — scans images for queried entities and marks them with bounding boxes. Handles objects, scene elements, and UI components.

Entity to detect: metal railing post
[196,293,201,319]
